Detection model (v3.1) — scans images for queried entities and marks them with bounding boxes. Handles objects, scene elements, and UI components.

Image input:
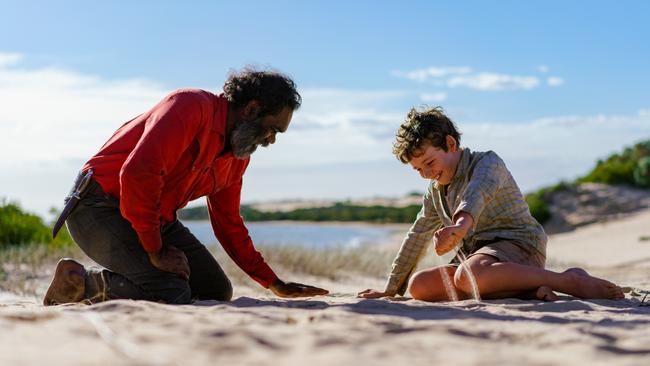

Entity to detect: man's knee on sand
[201,280,233,302]
[147,278,192,304]
[163,276,234,303]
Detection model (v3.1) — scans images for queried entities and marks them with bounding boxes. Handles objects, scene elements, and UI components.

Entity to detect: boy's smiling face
[409,135,462,186]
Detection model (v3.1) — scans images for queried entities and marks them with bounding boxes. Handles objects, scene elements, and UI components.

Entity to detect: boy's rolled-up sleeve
[384,185,441,296]
[454,151,507,228]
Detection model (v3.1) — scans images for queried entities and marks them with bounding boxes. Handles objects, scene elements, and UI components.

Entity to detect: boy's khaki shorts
[467,238,546,268]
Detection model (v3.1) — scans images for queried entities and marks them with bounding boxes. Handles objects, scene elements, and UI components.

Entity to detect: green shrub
[633,156,650,188]
[525,192,551,225]
[579,139,650,187]
[0,200,74,248]
[579,157,637,185]
[0,200,51,248]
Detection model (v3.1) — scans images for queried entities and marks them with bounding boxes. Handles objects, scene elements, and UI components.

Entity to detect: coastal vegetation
[525,139,650,224]
[0,200,73,249]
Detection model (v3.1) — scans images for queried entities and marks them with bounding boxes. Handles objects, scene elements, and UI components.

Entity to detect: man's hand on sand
[148,245,190,280]
[357,289,391,299]
[269,279,329,298]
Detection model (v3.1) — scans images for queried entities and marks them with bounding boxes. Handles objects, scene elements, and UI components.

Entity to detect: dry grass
[1,243,395,297]
[0,244,85,297]
[210,244,394,287]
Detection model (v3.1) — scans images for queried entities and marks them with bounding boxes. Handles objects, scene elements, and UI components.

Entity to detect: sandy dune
[2,209,650,366]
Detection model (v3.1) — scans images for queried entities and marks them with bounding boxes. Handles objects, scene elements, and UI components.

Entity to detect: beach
[1,210,649,366]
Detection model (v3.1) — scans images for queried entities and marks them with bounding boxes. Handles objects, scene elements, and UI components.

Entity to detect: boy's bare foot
[563,268,624,300]
[535,286,558,301]
[43,259,86,306]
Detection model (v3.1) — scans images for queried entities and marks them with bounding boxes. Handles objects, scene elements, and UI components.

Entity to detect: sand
[2,210,650,365]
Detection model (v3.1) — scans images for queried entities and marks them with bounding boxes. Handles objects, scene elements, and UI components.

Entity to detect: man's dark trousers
[66,180,232,304]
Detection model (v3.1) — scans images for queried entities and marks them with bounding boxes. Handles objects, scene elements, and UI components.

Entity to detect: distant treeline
[179,202,423,223]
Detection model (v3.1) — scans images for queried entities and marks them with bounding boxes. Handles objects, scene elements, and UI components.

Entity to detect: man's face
[408,140,460,185]
[231,106,293,159]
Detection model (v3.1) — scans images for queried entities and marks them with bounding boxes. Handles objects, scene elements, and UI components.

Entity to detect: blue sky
[1,1,650,217]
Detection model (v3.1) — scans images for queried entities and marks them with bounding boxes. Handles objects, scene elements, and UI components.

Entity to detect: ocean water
[182,220,398,248]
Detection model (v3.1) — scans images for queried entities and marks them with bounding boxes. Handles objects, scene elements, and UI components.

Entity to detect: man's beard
[230,118,268,159]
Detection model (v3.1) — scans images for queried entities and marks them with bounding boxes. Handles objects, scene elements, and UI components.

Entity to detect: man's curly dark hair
[393,106,462,163]
[223,67,302,116]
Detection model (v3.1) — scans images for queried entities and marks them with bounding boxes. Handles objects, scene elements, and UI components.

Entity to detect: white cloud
[396,65,566,91]
[0,53,168,163]
[252,88,406,167]
[547,76,565,87]
[447,72,539,91]
[0,52,23,67]
[420,92,447,102]
[392,66,472,83]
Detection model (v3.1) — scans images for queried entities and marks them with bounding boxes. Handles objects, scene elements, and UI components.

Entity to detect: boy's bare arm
[433,212,474,255]
[358,185,440,298]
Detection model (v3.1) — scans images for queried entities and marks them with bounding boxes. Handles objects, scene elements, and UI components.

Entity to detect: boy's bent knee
[453,255,497,293]
[453,263,485,294]
[408,271,430,300]
[453,268,472,294]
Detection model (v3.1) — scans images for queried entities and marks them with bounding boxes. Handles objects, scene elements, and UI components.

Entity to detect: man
[44,67,328,305]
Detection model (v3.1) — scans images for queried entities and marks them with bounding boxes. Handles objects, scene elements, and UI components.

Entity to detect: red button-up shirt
[82,89,278,288]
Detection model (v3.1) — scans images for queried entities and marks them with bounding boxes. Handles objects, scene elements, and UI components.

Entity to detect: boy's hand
[433,212,474,255]
[357,289,392,299]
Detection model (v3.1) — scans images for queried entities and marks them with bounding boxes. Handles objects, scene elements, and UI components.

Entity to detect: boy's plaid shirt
[384,148,547,295]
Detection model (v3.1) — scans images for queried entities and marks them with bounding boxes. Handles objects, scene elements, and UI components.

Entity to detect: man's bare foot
[43,259,86,306]
[563,268,624,300]
[535,286,559,301]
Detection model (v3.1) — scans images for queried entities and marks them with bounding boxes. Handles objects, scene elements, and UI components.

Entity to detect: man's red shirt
[82,88,278,288]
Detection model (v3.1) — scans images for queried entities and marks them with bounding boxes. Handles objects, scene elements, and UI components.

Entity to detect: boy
[358,107,624,302]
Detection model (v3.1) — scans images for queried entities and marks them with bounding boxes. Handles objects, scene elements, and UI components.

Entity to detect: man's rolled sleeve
[454,151,506,229]
[384,186,441,295]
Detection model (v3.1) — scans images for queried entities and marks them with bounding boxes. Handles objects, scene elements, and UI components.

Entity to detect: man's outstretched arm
[208,180,328,297]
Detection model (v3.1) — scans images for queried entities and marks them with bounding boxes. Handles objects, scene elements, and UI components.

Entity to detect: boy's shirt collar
[431,147,471,191]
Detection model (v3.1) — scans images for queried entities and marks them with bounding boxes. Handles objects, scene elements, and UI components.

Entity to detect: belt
[84,177,106,196]
[52,169,97,238]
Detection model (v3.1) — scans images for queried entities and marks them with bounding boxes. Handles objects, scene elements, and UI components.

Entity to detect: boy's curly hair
[393,106,462,163]
[223,66,302,116]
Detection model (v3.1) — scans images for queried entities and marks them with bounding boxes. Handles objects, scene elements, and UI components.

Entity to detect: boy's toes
[535,286,558,302]
[612,286,625,300]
